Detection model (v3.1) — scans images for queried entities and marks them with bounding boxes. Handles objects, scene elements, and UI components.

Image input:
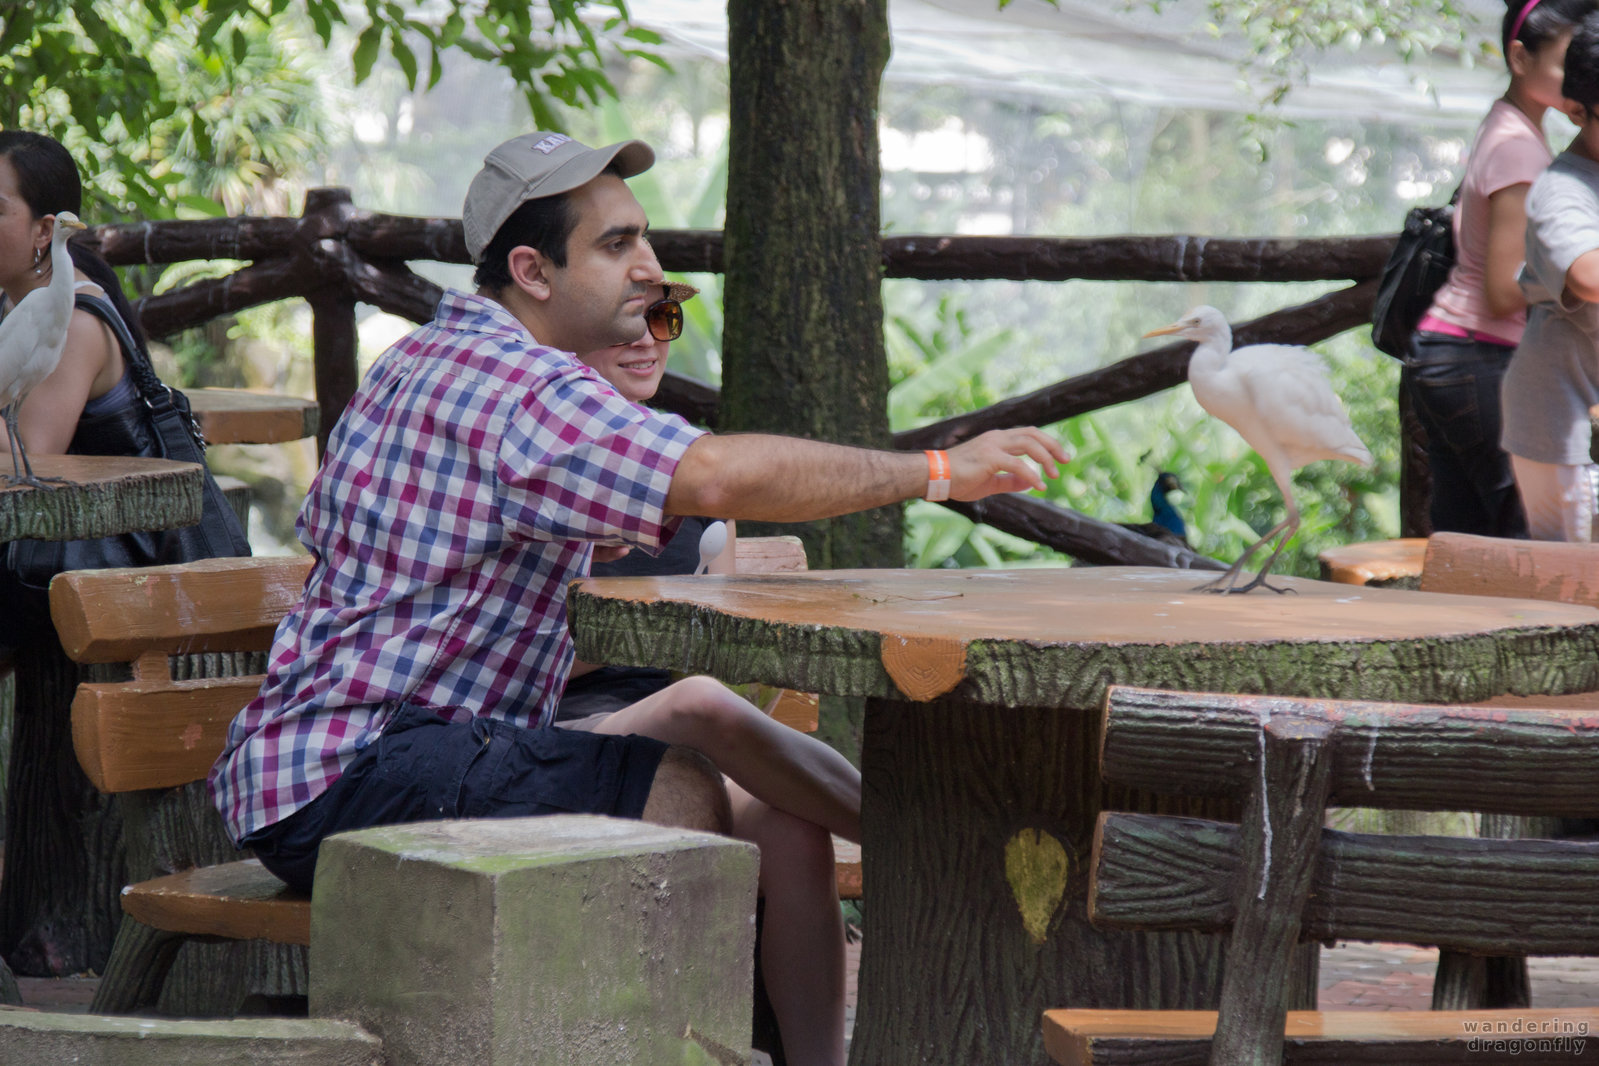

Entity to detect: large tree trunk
[723,0,897,569]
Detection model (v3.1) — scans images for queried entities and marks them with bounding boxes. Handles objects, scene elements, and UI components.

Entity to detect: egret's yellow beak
[1142,322,1182,339]
[61,218,87,231]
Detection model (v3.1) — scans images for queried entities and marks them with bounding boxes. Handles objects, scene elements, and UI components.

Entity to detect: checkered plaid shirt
[209,290,703,842]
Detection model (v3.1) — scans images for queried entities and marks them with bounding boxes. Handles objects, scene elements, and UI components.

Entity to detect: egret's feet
[2,473,67,490]
[1193,572,1244,594]
[1232,572,1297,595]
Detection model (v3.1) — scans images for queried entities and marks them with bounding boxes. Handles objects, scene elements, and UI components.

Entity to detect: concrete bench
[0,1012,382,1066]
[50,542,858,1013]
[1042,684,1599,1064]
[1321,529,1599,596]
[1316,536,1426,587]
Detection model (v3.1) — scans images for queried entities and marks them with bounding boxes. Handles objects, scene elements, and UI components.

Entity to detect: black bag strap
[74,292,208,455]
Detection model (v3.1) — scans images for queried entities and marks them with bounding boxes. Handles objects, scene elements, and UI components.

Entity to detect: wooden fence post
[302,188,360,457]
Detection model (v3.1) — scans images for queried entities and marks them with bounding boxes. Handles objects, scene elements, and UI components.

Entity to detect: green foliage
[2,0,652,217]
[886,295,1014,427]
[1183,0,1486,106]
[138,9,327,215]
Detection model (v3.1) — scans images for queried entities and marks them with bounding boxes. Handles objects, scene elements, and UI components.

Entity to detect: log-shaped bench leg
[1432,811,1546,1010]
[89,919,188,1014]
[1432,952,1531,1010]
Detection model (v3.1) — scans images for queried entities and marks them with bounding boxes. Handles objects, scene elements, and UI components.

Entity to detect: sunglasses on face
[645,298,684,342]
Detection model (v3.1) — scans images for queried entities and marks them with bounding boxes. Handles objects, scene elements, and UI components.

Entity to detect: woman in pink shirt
[1406,0,1593,536]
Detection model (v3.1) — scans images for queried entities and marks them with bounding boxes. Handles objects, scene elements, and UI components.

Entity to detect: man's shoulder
[396,293,579,389]
[1528,155,1599,217]
[1538,152,1599,189]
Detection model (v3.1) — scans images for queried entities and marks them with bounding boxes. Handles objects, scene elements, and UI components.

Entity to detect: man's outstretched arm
[665,427,1069,522]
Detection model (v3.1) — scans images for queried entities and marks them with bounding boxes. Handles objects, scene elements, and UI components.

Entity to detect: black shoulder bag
[3,293,251,613]
[1370,186,1461,359]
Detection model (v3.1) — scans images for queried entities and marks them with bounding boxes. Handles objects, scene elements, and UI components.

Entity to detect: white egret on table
[1144,305,1371,594]
[1,210,87,487]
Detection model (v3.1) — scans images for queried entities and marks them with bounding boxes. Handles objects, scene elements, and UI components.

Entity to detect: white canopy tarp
[629,0,1508,126]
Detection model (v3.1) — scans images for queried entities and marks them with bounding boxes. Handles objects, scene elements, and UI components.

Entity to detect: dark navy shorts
[243,702,669,892]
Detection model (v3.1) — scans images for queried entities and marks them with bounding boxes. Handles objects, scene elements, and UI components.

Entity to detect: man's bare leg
[731,781,845,1066]
[588,675,860,842]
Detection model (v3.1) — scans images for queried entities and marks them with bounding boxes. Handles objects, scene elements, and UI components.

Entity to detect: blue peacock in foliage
[1119,471,1190,549]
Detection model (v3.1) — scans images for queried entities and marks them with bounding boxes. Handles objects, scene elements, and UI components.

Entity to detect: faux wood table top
[187,388,319,445]
[0,455,204,544]
[570,566,1599,707]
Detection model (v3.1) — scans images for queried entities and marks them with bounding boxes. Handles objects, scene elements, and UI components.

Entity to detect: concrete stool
[214,473,251,529]
[310,815,759,1066]
[0,1013,381,1066]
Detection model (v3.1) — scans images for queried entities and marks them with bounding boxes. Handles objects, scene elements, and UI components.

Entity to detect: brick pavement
[1316,942,1599,1011]
[10,936,1598,1046]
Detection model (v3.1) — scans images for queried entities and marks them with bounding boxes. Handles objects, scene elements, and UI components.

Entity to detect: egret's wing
[1231,344,1371,468]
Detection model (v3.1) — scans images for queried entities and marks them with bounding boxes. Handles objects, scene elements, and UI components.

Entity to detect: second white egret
[1145,305,1371,594]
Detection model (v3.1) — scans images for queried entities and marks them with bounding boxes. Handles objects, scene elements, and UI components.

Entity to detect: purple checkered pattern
[209,290,703,842]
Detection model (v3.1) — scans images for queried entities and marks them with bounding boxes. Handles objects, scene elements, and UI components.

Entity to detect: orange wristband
[924,450,951,502]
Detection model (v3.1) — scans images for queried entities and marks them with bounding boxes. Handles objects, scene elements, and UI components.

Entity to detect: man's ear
[508,246,553,301]
[1563,97,1591,127]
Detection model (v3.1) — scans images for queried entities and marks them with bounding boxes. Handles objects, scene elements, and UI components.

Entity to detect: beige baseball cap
[462,132,654,263]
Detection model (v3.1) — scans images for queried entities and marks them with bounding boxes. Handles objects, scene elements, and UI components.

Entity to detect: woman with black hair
[1404,0,1594,537]
[0,131,145,463]
[0,131,247,643]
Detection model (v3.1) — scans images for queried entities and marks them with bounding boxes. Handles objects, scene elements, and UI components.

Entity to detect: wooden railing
[79,188,1400,565]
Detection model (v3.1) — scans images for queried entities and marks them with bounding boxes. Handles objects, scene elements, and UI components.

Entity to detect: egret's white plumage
[1146,305,1371,593]
[1,210,87,486]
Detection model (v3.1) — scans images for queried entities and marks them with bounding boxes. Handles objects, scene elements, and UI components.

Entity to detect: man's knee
[658,675,745,737]
[641,745,732,835]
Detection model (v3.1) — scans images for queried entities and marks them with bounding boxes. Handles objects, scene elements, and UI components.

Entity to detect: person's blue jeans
[1403,331,1528,538]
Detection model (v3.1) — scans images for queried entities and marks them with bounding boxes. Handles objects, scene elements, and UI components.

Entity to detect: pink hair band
[1510,0,1542,47]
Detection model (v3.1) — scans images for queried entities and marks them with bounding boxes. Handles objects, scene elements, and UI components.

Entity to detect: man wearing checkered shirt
[210,132,1066,1066]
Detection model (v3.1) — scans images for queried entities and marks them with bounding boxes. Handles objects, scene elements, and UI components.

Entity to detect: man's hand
[946,428,1070,501]
[592,545,632,564]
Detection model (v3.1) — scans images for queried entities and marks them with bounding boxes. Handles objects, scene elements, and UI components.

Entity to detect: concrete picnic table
[0,455,203,544]
[0,455,204,985]
[185,388,318,446]
[568,565,1599,1066]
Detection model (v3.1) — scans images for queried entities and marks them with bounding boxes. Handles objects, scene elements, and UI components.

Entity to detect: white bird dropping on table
[695,520,728,575]
[0,210,88,487]
[1144,305,1371,594]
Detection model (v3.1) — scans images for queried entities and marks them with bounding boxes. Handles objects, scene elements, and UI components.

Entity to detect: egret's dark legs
[1193,517,1292,594]
[1196,470,1299,595]
[2,406,22,482]
[2,401,67,489]
[1231,514,1301,594]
